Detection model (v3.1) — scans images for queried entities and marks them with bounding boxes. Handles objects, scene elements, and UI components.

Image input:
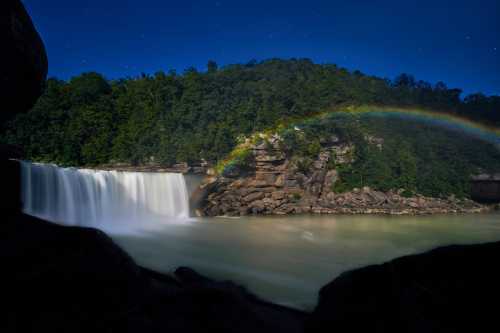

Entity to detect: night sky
[23,0,499,95]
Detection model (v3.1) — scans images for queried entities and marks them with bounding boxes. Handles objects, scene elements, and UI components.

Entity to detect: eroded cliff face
[201,134,485,216]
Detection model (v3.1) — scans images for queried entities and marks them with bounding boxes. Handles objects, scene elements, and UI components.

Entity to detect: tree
[68,72,111,105]
[207,60,218,74]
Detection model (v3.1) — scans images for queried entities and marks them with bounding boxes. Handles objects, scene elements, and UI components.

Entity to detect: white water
[20,161,190,230]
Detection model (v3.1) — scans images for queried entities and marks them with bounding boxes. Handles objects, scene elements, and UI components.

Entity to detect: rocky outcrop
[1,0,48,216]
[202,137,486,216]
[2,214,306,333]
[307,241,500,333]
[0,0,48,123]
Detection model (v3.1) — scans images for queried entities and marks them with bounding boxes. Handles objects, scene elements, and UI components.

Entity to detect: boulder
[244,191,265,203]
[2,214,148,332]
[248,179,269,188]
[0,0,48,123]
[2,214,307,333]
[307,241,500,333]
[255,171,278,184]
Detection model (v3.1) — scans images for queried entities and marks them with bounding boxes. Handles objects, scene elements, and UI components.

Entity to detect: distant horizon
[23,0,499,96]
[45,57,499,99]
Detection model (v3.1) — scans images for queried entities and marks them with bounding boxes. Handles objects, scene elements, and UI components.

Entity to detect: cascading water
[20,161,190,230]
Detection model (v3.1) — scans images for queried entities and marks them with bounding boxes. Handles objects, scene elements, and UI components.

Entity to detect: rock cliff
[201,134,486,216]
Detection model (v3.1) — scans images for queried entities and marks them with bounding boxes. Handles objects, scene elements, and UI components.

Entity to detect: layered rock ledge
[200,136,487,216]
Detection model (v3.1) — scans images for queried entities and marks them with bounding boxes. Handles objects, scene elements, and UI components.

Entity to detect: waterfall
[20,161,190,228]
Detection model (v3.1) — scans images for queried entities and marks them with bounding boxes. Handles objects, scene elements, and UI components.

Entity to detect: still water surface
[110,213,500,310]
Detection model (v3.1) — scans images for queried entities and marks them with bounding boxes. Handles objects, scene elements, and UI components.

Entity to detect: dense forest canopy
[270,111,500,198]
[1,58,499,167]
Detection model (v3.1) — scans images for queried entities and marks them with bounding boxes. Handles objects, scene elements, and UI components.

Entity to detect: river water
[19,162,500,310]
[110,213,500,310]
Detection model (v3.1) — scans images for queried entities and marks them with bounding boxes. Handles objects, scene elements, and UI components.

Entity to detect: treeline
[2,58,499,167]
[274,112,500,198]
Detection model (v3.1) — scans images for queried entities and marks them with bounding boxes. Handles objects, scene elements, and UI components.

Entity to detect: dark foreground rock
[1,0,47,214]
[307,241,500,333]
[1,213,306,333]
[5,213,500,333]
[0,0,48,123]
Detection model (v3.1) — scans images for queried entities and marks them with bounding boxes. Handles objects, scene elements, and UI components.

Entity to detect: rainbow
[310,105,500,147]
[217,105,500,175]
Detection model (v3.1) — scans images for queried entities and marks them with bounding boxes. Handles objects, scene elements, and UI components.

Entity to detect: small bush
[291,192,302,202]
[296,157,312,174]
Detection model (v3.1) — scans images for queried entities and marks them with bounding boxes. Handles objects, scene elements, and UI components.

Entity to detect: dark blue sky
[24,0,499,95]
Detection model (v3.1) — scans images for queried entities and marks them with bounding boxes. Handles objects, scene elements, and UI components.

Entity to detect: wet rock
[250,200,265,214]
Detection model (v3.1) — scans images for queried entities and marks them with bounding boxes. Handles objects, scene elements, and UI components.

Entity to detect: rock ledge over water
[200,136,487,216]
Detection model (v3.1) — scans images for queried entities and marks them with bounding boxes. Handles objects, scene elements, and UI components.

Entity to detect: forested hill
[2,58,499,167]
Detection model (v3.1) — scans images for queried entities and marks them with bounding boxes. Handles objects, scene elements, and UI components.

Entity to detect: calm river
[110,213,500,310]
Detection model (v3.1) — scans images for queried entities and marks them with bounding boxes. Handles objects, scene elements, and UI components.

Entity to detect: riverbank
[202,180,489,216]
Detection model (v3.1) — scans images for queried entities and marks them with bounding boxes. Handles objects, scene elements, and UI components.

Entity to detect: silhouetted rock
[1,0,47,215]
[1,214,306,333]
[2,214,149,332]
[0,0,48,123]
[307,241,500,333]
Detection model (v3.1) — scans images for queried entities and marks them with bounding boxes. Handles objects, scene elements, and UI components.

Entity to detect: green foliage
[322,114,500,198]
[258,109,500,198]
[215,146,253,176]
[326,155,336,170]
[295,157,313,174]
[291,192,302,202]
[307,140,321,157]
[1,58,499,191]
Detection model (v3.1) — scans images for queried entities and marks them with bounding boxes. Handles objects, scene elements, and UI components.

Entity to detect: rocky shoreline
[200,135,489,217]
[202,179,488,216]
